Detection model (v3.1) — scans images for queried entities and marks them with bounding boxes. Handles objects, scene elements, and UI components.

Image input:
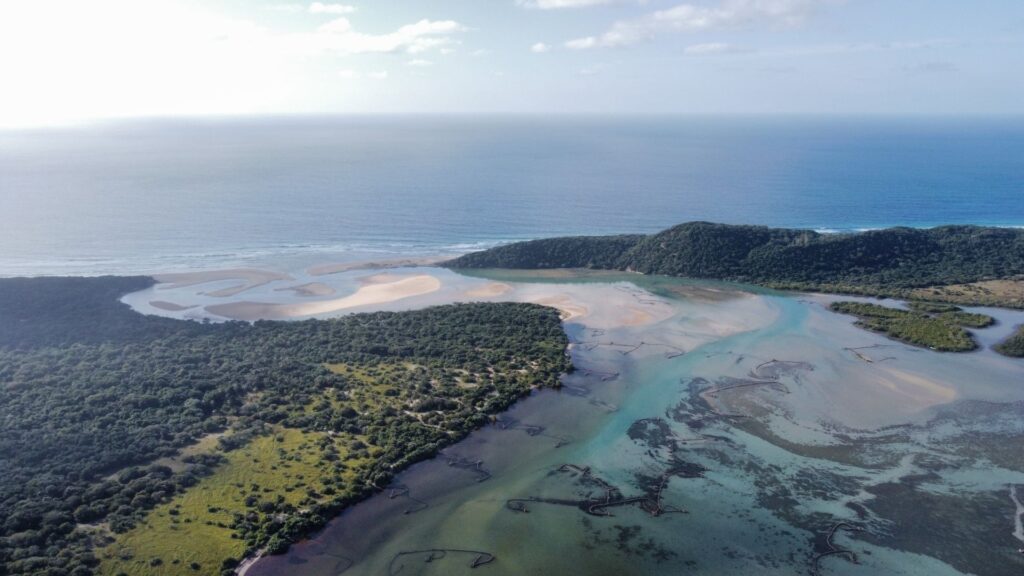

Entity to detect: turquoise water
[241,272,1024,575]
[3,116,1024,276]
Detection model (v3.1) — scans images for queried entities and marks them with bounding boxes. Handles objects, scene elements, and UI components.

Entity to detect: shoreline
[205,274,443,320]
[7,267,1024,575]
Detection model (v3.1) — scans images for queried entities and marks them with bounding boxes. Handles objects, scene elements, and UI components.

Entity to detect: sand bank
[148,300,197,312]
[869,366,957,407]
[358,273,409,286]
[530,296,589,322]
[154,268,293,297]
[307,257,446,277]
[206,274,442,320]
[274,282,336,297]
[464,282,513,298]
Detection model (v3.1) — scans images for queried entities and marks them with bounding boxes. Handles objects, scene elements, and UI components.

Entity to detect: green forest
[0,277,571,576]
[446,222,1024,305]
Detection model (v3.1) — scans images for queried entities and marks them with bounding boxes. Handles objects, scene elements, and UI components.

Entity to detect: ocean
[1,115,1022,277]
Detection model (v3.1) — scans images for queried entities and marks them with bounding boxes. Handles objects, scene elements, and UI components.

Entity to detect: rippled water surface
[4,116,1024,276]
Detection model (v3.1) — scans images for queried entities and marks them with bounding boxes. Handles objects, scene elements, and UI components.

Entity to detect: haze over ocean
[2,115,1022,277]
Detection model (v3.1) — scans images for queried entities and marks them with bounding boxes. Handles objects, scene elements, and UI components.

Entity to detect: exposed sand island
[307,257,446,277]
[148,300,197,312]
[357,272,409,285]
[154,268,293,297]
[464,282,513,298]
[206,274,442,320]
[531,295,589,322]
[273,282,336,297]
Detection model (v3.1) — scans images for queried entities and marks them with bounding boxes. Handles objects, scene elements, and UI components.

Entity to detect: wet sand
[274,282,336,297]
[154,268,293,297]
[123,267,1024,576]
[148,300,196,312]
[307,257,447,277]
[464,282,513,298]
[205,274,442,320]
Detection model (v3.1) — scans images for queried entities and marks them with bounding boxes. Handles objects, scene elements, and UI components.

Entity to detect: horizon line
[5,111,1024,132]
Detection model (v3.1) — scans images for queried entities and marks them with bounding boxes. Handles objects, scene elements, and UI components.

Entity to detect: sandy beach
[206,274,442,320]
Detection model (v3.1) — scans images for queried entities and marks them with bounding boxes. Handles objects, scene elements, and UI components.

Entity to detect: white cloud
[0,1,469,127]
[440,47,457,55]
[265,4,304,13]
[565,37,598,49]
[683,42,743,55]
[578,63,604,75]
[309,2,356,14]
[407,58,433,66]
[518,0,632,8]
[312,18,465,54]
[337,68,358,78]
[566,0,829,49]
[368,70,389,80]
[903,61,958,75]
[531,42,551,53]
[318,17,353,33]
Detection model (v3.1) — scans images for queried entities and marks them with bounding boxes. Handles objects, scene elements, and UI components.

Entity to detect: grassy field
[99,428,372,576]
[97,355,555,576]
[908,278,1024,309]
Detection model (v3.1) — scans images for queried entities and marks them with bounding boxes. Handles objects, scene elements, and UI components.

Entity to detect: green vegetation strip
[0,277,570,576]
[828,301,993,352]
[446,222,1024,308]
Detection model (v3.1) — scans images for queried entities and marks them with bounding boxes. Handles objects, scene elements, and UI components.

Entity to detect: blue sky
[1,0,1022,126]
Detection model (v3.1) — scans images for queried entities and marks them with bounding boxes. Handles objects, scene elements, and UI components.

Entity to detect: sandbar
[149,300,197,312]
[154,268,293,298]
[358,273,408,286]
[274,282,336,297]
[530,295,589,322]
[464,282,513,298]
[307,257,447,277]
[206,274,442,320]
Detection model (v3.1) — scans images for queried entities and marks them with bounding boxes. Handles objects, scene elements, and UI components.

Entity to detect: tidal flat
[125,267,1024,575]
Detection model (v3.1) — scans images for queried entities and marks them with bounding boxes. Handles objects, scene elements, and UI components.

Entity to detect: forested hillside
[446,222,1024,303]
[0,277,570,576]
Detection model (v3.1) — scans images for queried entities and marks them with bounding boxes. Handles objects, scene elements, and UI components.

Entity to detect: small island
[827,301,994,352]
[996,325,1024,357]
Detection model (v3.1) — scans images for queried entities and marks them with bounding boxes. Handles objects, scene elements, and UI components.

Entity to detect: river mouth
[127,267,1024,576]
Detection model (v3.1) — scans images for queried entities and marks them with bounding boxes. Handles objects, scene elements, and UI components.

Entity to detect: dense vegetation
[995,325,1024,357]
[0,277,570,576]
[0,277,198,349]
[828,301,994,352]
[446,222,1024,304]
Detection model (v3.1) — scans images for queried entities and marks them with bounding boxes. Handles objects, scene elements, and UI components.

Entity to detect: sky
[0,0,1022,127]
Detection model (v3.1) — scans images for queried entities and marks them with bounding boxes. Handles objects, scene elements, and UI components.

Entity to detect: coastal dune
[206,274,442,320]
